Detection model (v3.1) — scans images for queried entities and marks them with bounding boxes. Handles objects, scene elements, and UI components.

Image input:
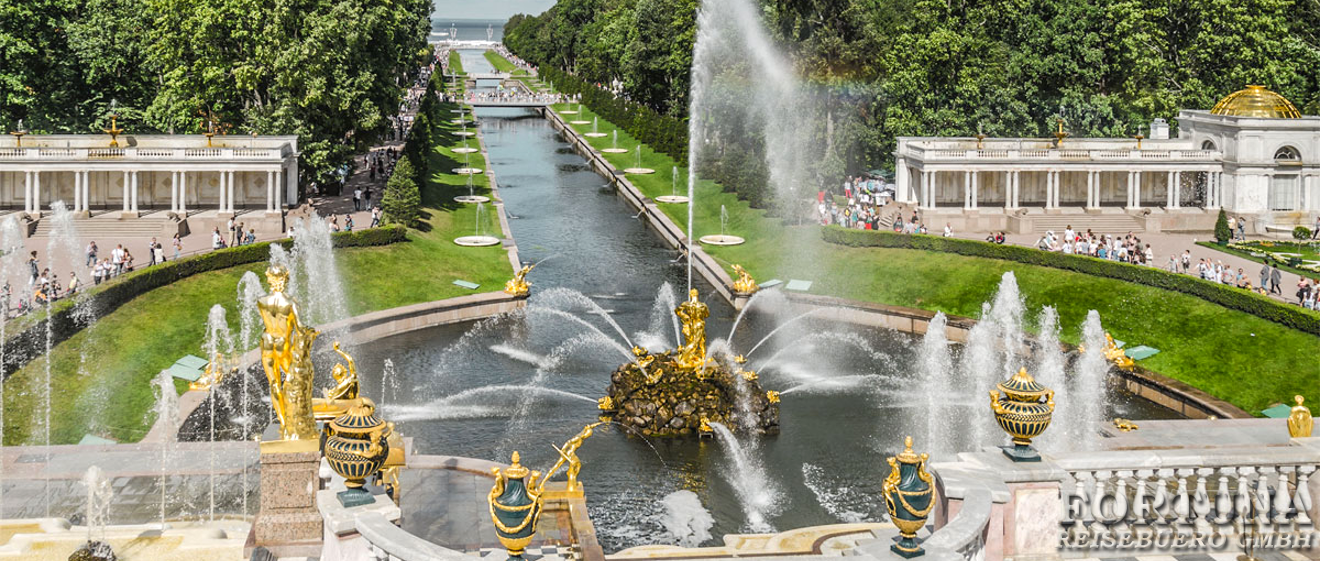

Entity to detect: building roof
[1210,85,1302,119]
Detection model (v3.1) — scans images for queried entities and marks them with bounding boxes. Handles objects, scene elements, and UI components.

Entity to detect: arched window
[1275,146,1302,163]
[1201,140,1217,151]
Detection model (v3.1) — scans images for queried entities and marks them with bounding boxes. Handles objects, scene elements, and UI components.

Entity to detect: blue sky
[432,0,558,21]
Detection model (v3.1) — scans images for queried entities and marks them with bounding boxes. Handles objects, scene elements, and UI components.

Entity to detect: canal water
[347,51,1176,551]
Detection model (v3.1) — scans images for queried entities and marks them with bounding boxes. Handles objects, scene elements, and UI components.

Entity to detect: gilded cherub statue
[504,264,535,297]
[190,351,235,391]
[1102,333,1135,370]
[674,289,709,371]
[258,265,319,441]
[730,264,758,296]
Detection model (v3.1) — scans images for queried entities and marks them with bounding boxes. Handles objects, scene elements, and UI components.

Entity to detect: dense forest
[0,0,433,183]
[505,0,1320,177]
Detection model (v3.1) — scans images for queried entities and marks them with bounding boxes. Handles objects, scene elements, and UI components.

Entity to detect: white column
[1045,172,1054,209]
[266,171,274,212]
[1014,171,1022,208]
[1215,172,1223,208]
[23,171,31,214]
[32,171,40,216]
[227,171,236,212]
[73,171,82,212]
[1005,171,1015,209]
[970,171,979,209]
[1126,172,1134,208]
[170,172,178,213]
[83,171,91,212]
[130,171,139,212]
[963,171,972,210]
[1133,171,1142,209]
[1172,171,1181,209]
[122,171,131,212]
[895,158,910,203]
[275,170,284,210]
[180,172,188,214]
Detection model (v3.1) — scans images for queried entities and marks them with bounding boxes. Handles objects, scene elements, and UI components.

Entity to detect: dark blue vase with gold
[489,452,543,561]
[324,397,391,507]
[989,367,1054,462]
[883,436,934,558]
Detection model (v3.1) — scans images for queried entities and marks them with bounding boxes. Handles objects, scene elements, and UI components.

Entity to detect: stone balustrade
[907,146,1218,162]
[0,146,287,161]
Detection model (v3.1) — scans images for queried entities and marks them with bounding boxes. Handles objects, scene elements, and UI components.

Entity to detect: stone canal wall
[540,106,1247,420]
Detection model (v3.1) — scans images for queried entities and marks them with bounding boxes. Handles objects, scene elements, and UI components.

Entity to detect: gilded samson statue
[674,289,709,370]
[258,265,319,441]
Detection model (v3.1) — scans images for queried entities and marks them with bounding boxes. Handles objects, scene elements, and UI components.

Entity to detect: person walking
[154,240,166,264]
[370,206,381,228]
[1270,265,1283,295]
[172,234,183,260]
[111,244,125,276]
[147,237,158,266]
[27,251,38,285]
[1181,250,1191,274]
[85,241,98,267]
[353,187,363,211]
[1260,264,1270,290]
[1236,217,1247,241]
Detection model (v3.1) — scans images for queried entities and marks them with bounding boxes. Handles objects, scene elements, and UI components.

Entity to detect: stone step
[31,219,171,239]
[1028,214,1143,234]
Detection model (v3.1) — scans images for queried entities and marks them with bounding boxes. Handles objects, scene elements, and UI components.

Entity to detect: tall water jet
[685,0,816,288]
[202,304,233,521]
[709,422,780,532]
[82,465,112,542]
[914,313,954,456]
[1072,311,1109,451]
[287,215,350,327]
[1032,307,1067,451]
[0,216,23,513]
[152,369,180,529]
[40,201,84,516]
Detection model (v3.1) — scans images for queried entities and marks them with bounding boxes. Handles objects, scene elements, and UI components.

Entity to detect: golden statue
[597,396,615,411]
[1289,395,1313,438]
[766,390,780,404]
[1112,418,1139,432]
[504,264,534,297]
[313,342,363,421]
[740,370,758,382]
[698,417,713,434]
[674,289,709,370]
[1102,333,1134,370]
[539,422,601,497]
[258,265,319,441]
[731,264,758,296]
[190,352,235,391]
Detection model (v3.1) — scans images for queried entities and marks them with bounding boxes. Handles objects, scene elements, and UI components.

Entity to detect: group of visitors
[1035,227,1155,265]
[815,175,899,230]
[491,45,536,75]
[463,89,568,106]
[211,218,257,250]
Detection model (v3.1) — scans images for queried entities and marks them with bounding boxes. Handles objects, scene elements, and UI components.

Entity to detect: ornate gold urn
[883,436,934,558]
[989,367,1054,462]
[324,397,391,506]
[489,452,543,561]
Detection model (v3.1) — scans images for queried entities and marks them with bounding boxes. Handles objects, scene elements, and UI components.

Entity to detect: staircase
[30,216,172,239]
[1026,213,1143,235]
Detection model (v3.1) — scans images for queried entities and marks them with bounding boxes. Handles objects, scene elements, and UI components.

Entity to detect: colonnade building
[0,134,298,237]
[892,86,1320,234]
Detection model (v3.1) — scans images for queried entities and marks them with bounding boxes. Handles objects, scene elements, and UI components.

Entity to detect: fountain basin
[453,235,501,247]
[584,133,608,138]
[656,196,690,204]
[624,168,656,175]
[453,167,484,175]
[570,120,592,125]
[452,131,476,137]
[560,110,580,115]
[451,119,476,125]
[452,148,480,154]
[454,195,491,204]
[600,148,629,154]
[699,235,746,246]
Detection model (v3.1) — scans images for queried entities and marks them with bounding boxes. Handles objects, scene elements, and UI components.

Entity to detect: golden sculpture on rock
[313,342,362,422]
[674,289,709,370]
[1289,395,1313,438]
[258,265,319,441]
[730,264,758,296]
[504,264,535,297]
[1102,333,1134,370]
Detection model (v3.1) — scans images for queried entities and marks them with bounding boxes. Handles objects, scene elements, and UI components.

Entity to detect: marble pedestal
[247,440,324,558]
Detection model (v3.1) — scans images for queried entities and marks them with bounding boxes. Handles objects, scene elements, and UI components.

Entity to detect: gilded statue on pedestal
[674,289,709,370]
[1289,395,1312,438]
[540,423,600,496]
[730,264,758,296]
[190,352,235,392]
[1102,333,1134,370]
[258,265,318,441]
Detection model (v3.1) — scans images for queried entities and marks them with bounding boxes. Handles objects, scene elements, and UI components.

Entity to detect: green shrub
[1215,209,1231,243]
[1294,226,1312,241]
[534,66,689,164]
[2,226,406,377]
[382,157,422,227]
[820,226,1320,336]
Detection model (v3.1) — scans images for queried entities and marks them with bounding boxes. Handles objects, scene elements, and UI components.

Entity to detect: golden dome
[1210,85,1301,119]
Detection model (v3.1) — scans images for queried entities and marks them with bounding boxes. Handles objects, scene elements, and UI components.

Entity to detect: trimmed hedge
[2,225,406,376]
[821,226,1320,336]
[536,66,689,164]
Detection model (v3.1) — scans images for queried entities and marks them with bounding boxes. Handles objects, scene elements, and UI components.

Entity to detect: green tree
[382,156,421,227]
[1215,209,1231,243]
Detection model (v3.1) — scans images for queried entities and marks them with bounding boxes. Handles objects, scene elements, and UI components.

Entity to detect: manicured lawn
[483,50,527,75]
[2,98,507,445]
[552,102,1320,415]
[448,50,464,75]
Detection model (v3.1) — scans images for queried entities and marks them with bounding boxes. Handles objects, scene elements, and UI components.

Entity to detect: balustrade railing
[902,146,1221,162]
[1057,447,1318,538]
[0,147,285,161]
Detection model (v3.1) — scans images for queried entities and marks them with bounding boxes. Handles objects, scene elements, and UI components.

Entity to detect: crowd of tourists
[491,45,536,75]
[815,175,899,230]
[462,89,569,106]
